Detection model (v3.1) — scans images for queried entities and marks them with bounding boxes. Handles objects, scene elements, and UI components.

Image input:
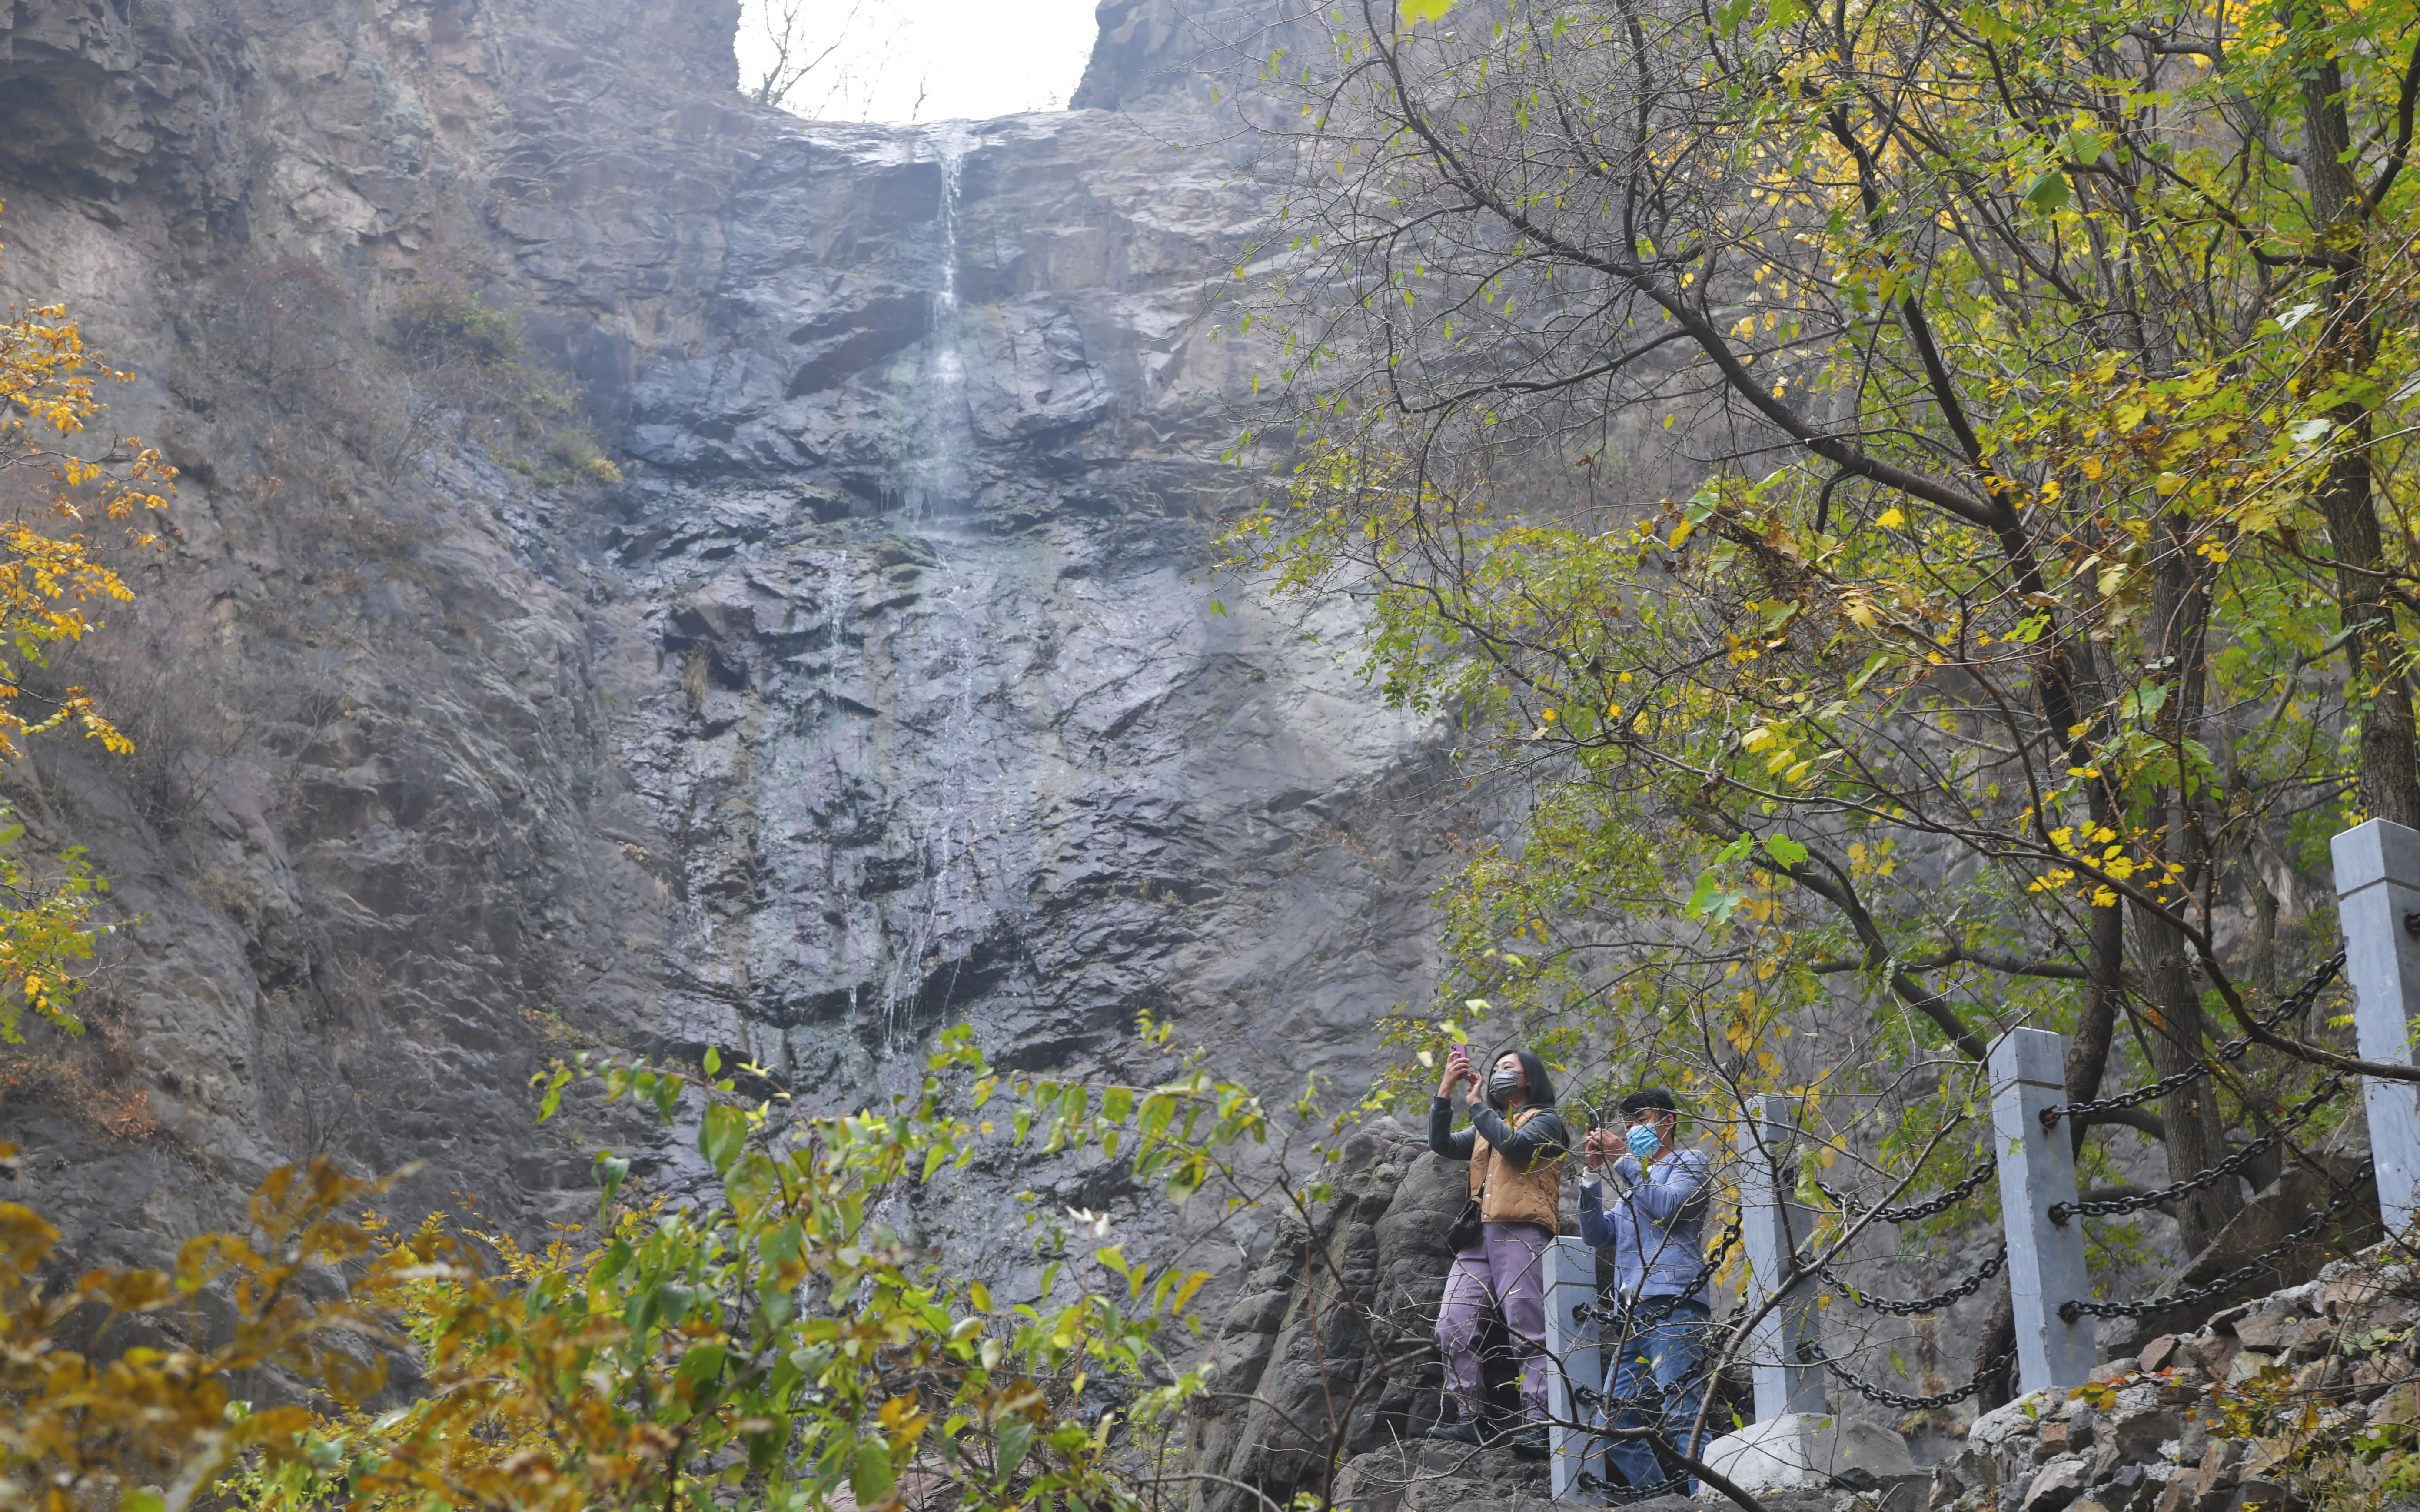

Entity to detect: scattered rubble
[1933,1254,2420,1512]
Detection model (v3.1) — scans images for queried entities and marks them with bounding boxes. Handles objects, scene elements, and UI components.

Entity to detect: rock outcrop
[1184,1123,1466,1512]
[1935,1256,2420,1512]
[0,0,1469,1287]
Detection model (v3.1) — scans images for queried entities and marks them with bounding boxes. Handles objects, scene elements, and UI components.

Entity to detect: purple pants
[1436,1221,1552,1426]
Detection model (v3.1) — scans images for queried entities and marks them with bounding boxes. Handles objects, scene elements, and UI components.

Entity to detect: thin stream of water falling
[904,122,979,524]
[879,123,984,1050]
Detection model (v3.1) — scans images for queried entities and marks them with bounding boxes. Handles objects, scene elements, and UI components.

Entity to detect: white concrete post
[1989,1027,2096,1393]
[2333,818,2420,1237]
[1543,1235,1605,1504]
[1737,1094,1825,1420]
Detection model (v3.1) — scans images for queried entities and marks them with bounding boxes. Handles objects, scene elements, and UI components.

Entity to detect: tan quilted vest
[1467,1103,1564,1231]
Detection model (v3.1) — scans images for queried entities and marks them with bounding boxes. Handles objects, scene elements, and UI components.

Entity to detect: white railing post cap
[2333,817,2420,897]
[1988,1026,2066,1089]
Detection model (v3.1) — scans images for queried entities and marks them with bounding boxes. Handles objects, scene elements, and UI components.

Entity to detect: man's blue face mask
[1626,1122,1663,1160]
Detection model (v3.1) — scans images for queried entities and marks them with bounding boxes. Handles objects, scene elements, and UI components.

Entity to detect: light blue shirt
[1577,1147,1713,1303]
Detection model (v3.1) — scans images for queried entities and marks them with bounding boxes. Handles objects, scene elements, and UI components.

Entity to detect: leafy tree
[1222,0,2420,1393]
[0,1156,416,1512]
[0,208,171,1041]
[0,1028,1271,1512]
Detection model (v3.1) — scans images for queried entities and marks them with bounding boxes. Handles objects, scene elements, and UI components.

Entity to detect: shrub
[389,283,521,368]
[1,1028,1271,1512]
[545,425,625,485]
[0,212,170,1040]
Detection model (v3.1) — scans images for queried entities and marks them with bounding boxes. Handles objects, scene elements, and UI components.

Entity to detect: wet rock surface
[581,109,1459,1123]
[0,0,1471,1286]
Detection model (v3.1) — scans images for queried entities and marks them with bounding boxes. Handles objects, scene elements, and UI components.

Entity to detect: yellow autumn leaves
[0,210,173,1040]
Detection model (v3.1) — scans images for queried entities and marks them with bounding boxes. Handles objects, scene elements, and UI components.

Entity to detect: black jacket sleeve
[1429,1096,1476,1161]
[1468,1105,1569,1172]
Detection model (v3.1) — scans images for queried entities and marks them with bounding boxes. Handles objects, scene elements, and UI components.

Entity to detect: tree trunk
[2249,866,2280,1002]
[2134,513,2242,1253]
[2064,898,2127,1155]
[2135,907,2241,1252]
[1973,1280,2017,1410]
[2300,43,2420,828]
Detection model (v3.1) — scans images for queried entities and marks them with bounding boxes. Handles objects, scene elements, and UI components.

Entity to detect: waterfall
[875,122,1004,1053]
[902,121,979,523]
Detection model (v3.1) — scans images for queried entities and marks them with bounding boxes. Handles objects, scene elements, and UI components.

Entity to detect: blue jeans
[1600,1300,1711,1495]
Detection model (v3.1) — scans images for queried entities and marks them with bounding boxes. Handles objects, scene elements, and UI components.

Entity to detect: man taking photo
[1578,1087,1714,1495]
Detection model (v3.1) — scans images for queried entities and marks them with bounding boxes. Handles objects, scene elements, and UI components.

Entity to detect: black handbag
[1448,1189,1484,1253]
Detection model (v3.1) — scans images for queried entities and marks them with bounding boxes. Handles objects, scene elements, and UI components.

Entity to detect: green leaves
[1683,869,1749,925]
[244,1033,1243,1512]
[593,1152,630,1220]
[851,1439,898,1504]
[2117,679,2171,727]
[675,1340,723,1383]
[2023,170,2071,213]
[991,1415,1036,1488]
[1399,0,1454,23]
[698,1103,748,1175]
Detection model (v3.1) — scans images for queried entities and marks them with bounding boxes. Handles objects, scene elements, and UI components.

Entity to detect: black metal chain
[2061,1157,2377,1321]
[2048,1077,2348,1224]
[1818,1242,2008,1316]
[1572,1388,1710,1500]
[1572,1340,1720,1499]
[1575,1378,1694,1415]
[1817,1344,2017,1410]
[1579,1468,1692,1499]
[1817,1152,1997,1226]
[1575,1217,1743,1335]
[2043,952,2344,1132]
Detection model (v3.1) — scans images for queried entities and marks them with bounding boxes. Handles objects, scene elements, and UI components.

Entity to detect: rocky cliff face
[0,0,1466,1282]
[593,111,1454,1113]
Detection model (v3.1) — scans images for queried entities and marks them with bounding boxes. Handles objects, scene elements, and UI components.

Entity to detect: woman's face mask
[1626,1122,1664,1160]
[1487,1067,1524,1101]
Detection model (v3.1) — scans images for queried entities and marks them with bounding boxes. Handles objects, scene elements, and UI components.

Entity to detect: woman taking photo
[1424,1044,1570,1457]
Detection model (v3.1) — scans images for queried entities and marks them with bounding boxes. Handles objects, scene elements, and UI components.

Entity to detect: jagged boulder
[1935,1250,2420,1512]
[1184,1125,1466,1512]
[1330,1439,1558,1512]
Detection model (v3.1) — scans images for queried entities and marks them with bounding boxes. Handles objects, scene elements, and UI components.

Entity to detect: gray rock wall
[0,0,1471,1289]
[591,112,1459,1120]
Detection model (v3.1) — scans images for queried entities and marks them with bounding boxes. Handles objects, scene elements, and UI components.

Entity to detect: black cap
[1619,1087,1679,1115]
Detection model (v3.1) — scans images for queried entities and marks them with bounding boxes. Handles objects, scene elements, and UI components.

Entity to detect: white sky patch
[735,0,1103,123]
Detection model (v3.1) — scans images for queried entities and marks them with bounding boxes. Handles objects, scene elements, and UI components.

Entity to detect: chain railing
[2048,1076,2348,1224]
[1572,1217,1742,1335]
[1568,1380,1714,1500]
[1817,1343,2017,1410]
[1538,929,2386,1471]
[1566,1331,1716,1501]
[1816,1151,1997,1225]
[1577,1467,1692,1499]
[1816,1242,2007,1316]
[2041,952,2344,1133]
[1571,1379,1688,1416]
[2060,1157,2377,1322]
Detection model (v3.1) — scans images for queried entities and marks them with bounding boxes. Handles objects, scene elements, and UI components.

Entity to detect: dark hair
[1489,1048,1557,1108]
[1620,1086,1679,1115]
